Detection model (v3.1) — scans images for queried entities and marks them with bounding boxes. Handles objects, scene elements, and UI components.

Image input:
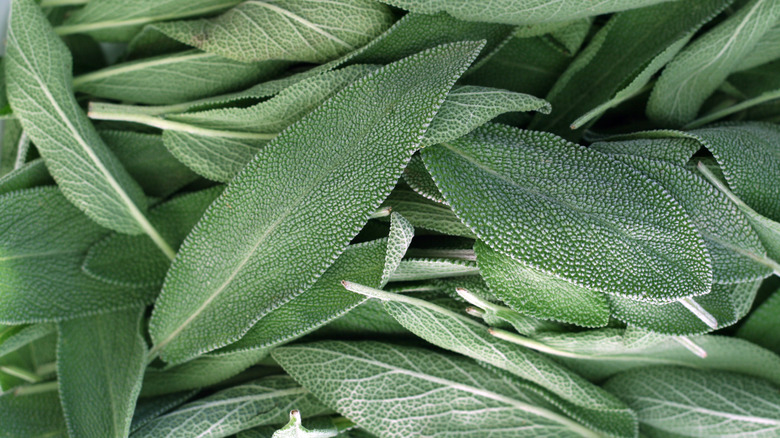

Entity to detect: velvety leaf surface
[737,287,780,354]
[0,390,67,438]
[422,124,711,303]
[148,42,483,364]
[380,187,473,238]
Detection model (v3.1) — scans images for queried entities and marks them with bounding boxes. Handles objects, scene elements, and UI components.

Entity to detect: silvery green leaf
[218,213,413,354]
[456,286,565,336]
[346,285,637,437]
[131,391,199,434]
[381,187,473,238]
[648,0,780,126]
[422,124,712,303]
[151,0,394,64]
[531,0,730,138]
[131,376,330,438]
[0,324,55,359]
[82,187,223,290]
[57,308,147,438]
[0,390,67,437]
[737,287,780,354]
[74,51,289,105]
[57,0,242,42]
[0,119,23,177]
[5,0,166,246]
[589,132,702,165]
[148,42,483,364]
[475,240,610,327]
[0,158,53,196]
[140,349,268,397]
[317,298,408,337]
[402,153,445,203]
[604,366,780,437]
[389,258,479,282]
[376,0,673,25]
[735,21,780,72]
[0,188,157,323]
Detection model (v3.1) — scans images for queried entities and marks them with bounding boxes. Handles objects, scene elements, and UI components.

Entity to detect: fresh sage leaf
[0,158,54,196]
[381,187,474,238]
[737,286,780,354]
[130,391,199,434]
[0,323,56,359]
[272,410,338,438]
[0,390,67,438]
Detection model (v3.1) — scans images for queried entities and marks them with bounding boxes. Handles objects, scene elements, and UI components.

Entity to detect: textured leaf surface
[737,287,780,354]
[221,213,412,354]
[648,0,780,126]
[5,0,152,236]
[381,187,473,237]
[422,124,711,302]
[0,323,55,358]
[130,391,198,434]
[475,240,610,327]
[349,286,636,437]
[0,391,67,438]
[0,158,54,196]
[605,367,780,437]
[272,411,338,438]
[153,0,393,63]
[132,376,330,438]
[148,42,482,364]
[58,308,147,438]
[0,188,156,323]
[377,0,673,25]
[273,341,605,438]
[75,51,288,105]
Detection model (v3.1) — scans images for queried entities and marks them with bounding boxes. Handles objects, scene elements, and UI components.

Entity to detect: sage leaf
[737,287,780,354]
[130,391,199,434]
[57,308,147,438]
[5,0,173,256]
[648,0,780,126]
[0,324,56,359]
[152,0,394,64]
[346,284,637,438]
[589,132,701,165]
[74,51,289,105]
[389,258,479,282]
[532,0,729,138]
[0,158,54,196]
[82,187,223,289]
[402,153,445,203]
[422,124,712,302]
[381,187,474,238]
[475,240,611,327]
[273,340,606,438]
[219,212,413,354]
[148,42,483,364]
[57,0,242,42]
[0,390,67,438]
[0,188,157,323]
[272,410,338,438]
[131,376,330,438]
[377,0,674,25]
[605,366,780,437]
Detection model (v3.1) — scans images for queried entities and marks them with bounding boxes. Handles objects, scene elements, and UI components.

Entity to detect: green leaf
[0,324,56,359]
[0,390,67,437]
[272,410,338,438]
[422,124,712,302]
[0,118,24,177]
[0,158,54,196]
[530,0,730,138]
[604,366,780,437]
[151,0,394,64]
[130,391,198,434]
[273,340,607,438]
[648,0,780,126]
[219,212,413,354]
[0,188,157,323]
[140,349,268,397]
[148,41,483,364]
[475,240,611,327]
[402,153,446,203]
[456,286,566,336]
[381,187,474,238]
[82,187,223,289]
[737,286,780,354]
[389,258,479,282]
[131,376,330,438]
[345,284,637,437]
[57,308,147,438]
[5,0,173,256]
[589,132,702,165]
[57,0,242,42]
[376,0,674,25]
[74,50,289,105]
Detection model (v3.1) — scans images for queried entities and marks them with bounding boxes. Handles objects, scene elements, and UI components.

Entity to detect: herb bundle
[1,0,779,437]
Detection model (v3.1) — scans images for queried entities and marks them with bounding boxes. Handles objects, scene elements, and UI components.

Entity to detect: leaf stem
[678,297,718,330]
[674,336,708,358]
[12,381,59,396]
[0,366,41,383]
[39,0,88,6]
[88,104,278,141]
[368,206,392,219]
[35,362,58,377]
[14,133,30,170]
[684,89,780,129]
[405,248,477,261]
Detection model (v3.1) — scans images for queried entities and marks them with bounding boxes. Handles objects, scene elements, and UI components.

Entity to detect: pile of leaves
[1,0,779,437]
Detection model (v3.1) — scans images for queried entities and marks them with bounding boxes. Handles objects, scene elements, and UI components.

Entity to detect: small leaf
[381,187,474,238]
[57,308,147,438]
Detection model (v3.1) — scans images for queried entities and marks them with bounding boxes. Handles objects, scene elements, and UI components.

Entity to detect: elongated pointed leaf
[149,42,483,364]
[58,308,147,438]
[132,376,330,438]
[0,324,55,358]
[273,341,606,438]
[648,0,780,126]
[377,0,674,25]
[605,367,780,437]
[152,0,394,64]
[0,390,67,437]
[422,124,712,302]
[738,287,780,354]
[130,391,199,434]
[381,187,473,237]
[0,158,53,195]
[5,0,160,239]
[348,285,637,437]
[0,188,157,323]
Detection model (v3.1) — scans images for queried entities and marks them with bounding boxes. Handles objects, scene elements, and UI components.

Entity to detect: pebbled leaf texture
[5,0,154,236]
[152,0,394,64]
[0,390,67,438]
[57,308,147,438]
[148,41,483,364]
[605,366,780,437]
[422,124,712,303]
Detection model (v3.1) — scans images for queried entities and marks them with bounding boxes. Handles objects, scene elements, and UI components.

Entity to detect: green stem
[684,89,780,129]
[678,297,718,330]
[40,0,88,6]
[0,366,41,383]
[35,362,58,377]
[674,336,707,359]
[13,381,59,396]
